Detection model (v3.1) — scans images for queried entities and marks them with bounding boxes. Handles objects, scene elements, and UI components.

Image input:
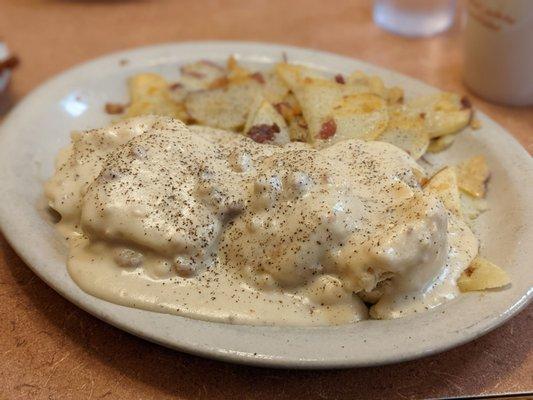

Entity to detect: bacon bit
[105,103,126,114]
[169,82,183,90]
[334,74,345,84]
[319,119,337,139]
[0,55,19,74]
[199,59,225,71]
[208,76,229,89]
[460,96,472,109]
[248,123,280,143]
[464,266,475,277]
[419,112,426,119]
[274,102,294,119]
[250,72,265,84]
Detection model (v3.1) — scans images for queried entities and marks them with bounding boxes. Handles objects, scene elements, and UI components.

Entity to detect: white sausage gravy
[45,116,478,325]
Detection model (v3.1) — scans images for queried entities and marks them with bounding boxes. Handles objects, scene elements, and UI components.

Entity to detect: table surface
[0,1,531,399]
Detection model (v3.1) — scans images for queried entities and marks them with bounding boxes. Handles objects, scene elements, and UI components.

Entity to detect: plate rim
[0,40,531,369]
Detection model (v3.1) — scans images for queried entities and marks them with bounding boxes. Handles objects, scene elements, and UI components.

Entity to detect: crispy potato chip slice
[185,80,262,130]
[458,257,510,292]
[376,107,429,159]
[427,133,458,153]
[423,167,462,217]
[407,93,472,138]
[455,155,490,198]
[124,73,188,121]
[244,98,290,144]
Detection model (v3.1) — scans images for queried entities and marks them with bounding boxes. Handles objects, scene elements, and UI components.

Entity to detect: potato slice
[427,133,458,153]
[386,86,404,105]
[470,117,482,130]
[455,155,490,198]
[284,78,341,142]
[407,93,472,138]
[273,96,301,124]
[289,80,387,143]
[460,193,488,222]
[458,257,510,292]
[244,98,290,144]
[276,66,390,143]
[347,71,403,104]
[376,107,429,159]
[227,55,252,82]
[124,73,188,121]
[347,71,382,92]
[327,93,389,143]
[281,93,302,116]
[275,62,325,89]
[262,71,290,104]
[168,82,190,103]
[347,71,387,96]
[179,60,227,91]
[185,80,262,130]
[423,167,462,217]
[288,115,308,142]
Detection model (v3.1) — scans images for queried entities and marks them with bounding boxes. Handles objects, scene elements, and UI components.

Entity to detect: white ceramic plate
[0,42,531,369]
[0,42,12,93]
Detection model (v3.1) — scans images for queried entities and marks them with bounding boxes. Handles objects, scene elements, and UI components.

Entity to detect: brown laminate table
[0,1,531,399]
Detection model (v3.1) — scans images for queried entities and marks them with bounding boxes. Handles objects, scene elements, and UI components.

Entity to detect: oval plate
[0,41,531,369]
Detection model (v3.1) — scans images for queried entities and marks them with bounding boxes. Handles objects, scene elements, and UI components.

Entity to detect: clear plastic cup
[373,0,457,37]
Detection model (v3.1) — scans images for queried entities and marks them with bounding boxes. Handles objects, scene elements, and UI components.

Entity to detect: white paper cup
[463,0,533,106]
